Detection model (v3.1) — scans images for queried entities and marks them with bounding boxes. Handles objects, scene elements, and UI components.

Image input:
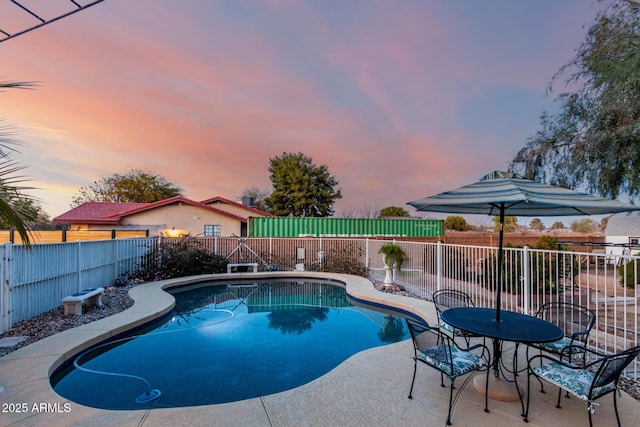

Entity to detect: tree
[551,221,565,230]
[529,218,545,231]
[378,206,409,217]
[72,169,183,206]
[0,80,39,244]
[264,152,342,217]
[493,216,518,232]
[571,218,596,233]
[444,215,472,231]
[511,1,640,200]
[0,198,54,230]
[238,186,271,212]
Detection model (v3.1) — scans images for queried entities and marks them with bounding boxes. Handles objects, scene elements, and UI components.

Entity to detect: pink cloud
[0,1,601,218]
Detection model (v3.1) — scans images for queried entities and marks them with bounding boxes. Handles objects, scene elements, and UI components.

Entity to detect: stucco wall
[604,236,638,256]
[119,203,243,236]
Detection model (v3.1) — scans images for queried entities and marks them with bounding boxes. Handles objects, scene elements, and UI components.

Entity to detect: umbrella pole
[496,204,505,323]
[488,204,505,380]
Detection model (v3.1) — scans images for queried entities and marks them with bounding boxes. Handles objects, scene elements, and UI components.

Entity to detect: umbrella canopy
[407,171,639,217]
[407,170,640,323]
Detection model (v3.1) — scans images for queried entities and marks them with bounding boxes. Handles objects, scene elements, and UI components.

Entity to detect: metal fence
[1,236,638,377]
[208,236,639,378]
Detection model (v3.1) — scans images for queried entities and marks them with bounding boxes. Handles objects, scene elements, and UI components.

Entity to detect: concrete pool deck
[1,272,638,427]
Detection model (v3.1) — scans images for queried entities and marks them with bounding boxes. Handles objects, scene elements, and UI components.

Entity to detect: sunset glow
[0,0,600,218]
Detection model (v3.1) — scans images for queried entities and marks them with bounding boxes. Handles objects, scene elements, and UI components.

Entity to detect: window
[204,224,221,237]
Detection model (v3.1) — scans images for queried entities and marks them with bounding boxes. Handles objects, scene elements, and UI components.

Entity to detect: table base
[473,375,522,402]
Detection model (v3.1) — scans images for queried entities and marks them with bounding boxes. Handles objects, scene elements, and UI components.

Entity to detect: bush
[137,236,228,281]
[618,256,640,289]
[308,243,369,277]
[479,237,578,295]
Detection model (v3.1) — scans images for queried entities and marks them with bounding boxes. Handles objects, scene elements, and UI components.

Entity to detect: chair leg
[523,367,532,423]
[446,378,455,426]
[408,358,417,399]
[614,390,622,427]
[556,387,563,409]
[483,367,489,414]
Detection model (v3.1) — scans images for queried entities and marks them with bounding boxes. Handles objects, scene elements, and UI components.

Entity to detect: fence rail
[1,236,638,378]
[0,229,150,244]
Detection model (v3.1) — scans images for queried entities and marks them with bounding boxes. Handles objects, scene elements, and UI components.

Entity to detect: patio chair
[527,301,596,366]
[524,345,640,427]
[432,289,478,344]
[405,318,490,426]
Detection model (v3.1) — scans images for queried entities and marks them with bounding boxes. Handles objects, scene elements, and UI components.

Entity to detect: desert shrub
[308,243,369,277]
[254,250,289,271]
[618,255,640,289]
[137,236,228,281]
[479,238,578,295]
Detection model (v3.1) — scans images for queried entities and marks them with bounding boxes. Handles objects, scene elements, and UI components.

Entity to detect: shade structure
[407,171,639,217]
[407,170,640,323]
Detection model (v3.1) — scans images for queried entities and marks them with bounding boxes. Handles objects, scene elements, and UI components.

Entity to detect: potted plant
[378,243,406,285]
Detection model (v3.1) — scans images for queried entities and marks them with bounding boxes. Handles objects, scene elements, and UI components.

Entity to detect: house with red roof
[53,196,272,237]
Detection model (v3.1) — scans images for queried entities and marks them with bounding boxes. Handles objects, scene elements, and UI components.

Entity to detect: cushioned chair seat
[532,362,616,401]
[418,344,487,378]
[535,337,587,355]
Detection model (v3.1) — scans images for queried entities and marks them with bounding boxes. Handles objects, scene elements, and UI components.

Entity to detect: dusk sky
[0,0,604,223]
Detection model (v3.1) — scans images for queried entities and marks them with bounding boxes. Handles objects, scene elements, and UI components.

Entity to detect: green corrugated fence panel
[249,217,443,237]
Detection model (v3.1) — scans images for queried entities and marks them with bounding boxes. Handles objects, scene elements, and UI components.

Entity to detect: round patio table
[440,307,563,407]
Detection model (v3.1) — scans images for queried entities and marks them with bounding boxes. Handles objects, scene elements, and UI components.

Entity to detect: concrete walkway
[1,272,638,427]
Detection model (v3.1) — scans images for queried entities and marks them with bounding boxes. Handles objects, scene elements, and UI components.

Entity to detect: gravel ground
[0,284,136,358]
[1,280,638,402]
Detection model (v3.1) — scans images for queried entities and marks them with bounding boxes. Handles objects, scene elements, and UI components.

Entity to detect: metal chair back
[534,301,596,345]
[592,346,640,391]
[432,289,475,315]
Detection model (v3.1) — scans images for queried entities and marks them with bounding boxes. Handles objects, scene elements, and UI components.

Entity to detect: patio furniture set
[406,289,640,426]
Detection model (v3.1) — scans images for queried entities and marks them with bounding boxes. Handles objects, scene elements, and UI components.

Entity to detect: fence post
[1,243,13,332]
[0,244,4,332]
[76,241,82,293]
[437,240,443,291]
[365,238,370,270]
[521,246,531,314]
[113,239,119,280]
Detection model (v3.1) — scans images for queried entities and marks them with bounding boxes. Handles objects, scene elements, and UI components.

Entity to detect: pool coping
[0,272,437,426]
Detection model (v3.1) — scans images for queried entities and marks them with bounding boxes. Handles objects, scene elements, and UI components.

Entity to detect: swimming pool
[51,278,409,409]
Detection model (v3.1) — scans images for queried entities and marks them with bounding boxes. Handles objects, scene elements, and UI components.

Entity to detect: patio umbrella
[407,170,640,322]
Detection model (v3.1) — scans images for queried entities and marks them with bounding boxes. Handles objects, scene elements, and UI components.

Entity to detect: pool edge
[0,272,436,425]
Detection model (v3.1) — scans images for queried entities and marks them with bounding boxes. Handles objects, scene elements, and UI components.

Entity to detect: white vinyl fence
[1,236,638,378]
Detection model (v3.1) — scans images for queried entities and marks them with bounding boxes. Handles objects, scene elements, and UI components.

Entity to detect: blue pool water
[51,279,408,409]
